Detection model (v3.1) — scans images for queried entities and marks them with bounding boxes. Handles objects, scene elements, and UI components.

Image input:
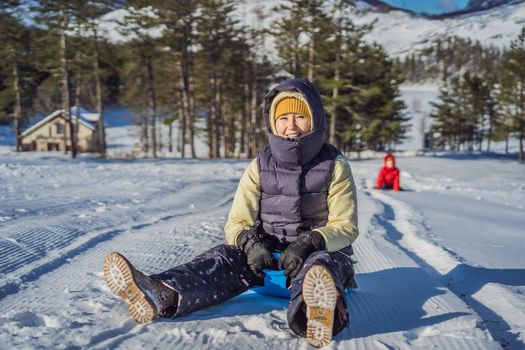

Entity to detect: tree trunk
[328,49,340,145]
[217,77,224,158]
[249,61,258,157]
[209,74,216,158]
[12,58,22,152]
[146,58,157,158]
[249,81,257,157]
[178,63,188,159]
[179,57,195,158]
[519,134,524,162]
[92,25,106,157]
[308,26,315,81]
[60,8,74,157]
[518,77,525,163]
[222,101,234,158]
[143,113,149,154]
[158,116,162,154]
[519,133,524,163]
[487,122,492,152]
[223,109,229,158]
[168,119,173,153]
[177,88,185,155]
[230,117,236,158]
[188,72,196,158]
[241,82,249,156]
[74,71,81,154]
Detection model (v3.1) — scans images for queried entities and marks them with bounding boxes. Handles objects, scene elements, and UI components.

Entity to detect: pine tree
[347,43,408,151]
[272,1,305,77]
[273,0,332,82]
[196,0,239,158]
[33,0,90,158]
[73,0,114,157]
[320,0,364,146]
[119,2,164,158]
[0,2,28,151]
[156,0,199,158]
[431,77,462,150]
[242,4,270,158]
[498,27,525,162]
[485,77,499,152]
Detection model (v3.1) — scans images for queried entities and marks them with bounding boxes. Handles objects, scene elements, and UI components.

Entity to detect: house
[21,107,100,152]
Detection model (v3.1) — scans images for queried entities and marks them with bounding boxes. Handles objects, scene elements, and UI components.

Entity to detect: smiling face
[275,113,311,138]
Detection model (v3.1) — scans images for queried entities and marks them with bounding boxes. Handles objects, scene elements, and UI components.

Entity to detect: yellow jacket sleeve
[313,155,359,252]
[224,159,260,245]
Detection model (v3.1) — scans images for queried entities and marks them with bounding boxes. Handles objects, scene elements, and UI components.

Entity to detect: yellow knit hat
[270,93,312,135]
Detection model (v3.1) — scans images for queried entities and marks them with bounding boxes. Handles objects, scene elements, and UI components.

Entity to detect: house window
[56,123,64,134]
[49,126,52,137]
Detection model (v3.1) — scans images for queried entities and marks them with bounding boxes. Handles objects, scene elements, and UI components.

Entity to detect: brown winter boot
[302,265,338,348]
[103,251,177,323]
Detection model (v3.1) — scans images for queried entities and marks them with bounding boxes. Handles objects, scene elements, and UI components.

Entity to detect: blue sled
[252,252,291,299]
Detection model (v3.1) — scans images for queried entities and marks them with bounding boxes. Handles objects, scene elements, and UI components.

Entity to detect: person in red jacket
[375,153,401,191]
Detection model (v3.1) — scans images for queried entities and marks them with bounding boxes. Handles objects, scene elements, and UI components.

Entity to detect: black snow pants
[150,244,355,337]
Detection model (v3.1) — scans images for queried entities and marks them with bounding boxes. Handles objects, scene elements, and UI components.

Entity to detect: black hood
[262,78,327,168]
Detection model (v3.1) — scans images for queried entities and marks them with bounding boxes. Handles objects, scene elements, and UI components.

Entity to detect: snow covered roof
[70,106,101,122]
[21,108,98,137]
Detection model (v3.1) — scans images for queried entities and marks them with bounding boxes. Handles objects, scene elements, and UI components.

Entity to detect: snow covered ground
[0,151,523,349]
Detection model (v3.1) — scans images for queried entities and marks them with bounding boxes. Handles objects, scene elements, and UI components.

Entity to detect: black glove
[278,231,326,278]
[236,229,277,278]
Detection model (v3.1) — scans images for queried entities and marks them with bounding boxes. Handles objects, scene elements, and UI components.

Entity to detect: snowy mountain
[425,0,525,18]
[467,0,523,9]
[352,0,525,57]
[361,0,525,17]
[357,0,415,14]
[357,0,525,19]
[98,0,525,60]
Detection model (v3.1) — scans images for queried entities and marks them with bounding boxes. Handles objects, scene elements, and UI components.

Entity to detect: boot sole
[103,251,157,323]
[302,265,337,348]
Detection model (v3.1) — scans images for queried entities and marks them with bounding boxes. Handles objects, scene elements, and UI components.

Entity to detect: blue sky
[382,0,470,14]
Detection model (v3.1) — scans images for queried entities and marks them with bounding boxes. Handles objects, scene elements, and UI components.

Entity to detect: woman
[103,78,358,348]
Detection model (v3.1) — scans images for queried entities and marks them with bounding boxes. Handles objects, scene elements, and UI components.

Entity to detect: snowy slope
[0,152,523,349]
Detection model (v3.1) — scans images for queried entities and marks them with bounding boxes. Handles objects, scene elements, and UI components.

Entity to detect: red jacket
[375,153,400,191]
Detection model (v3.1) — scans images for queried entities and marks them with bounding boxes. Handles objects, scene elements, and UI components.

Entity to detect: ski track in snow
[0,153,523,349]
[355,157,525,349]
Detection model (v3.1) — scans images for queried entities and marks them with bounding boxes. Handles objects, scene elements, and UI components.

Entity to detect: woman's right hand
[236,229,278,278]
